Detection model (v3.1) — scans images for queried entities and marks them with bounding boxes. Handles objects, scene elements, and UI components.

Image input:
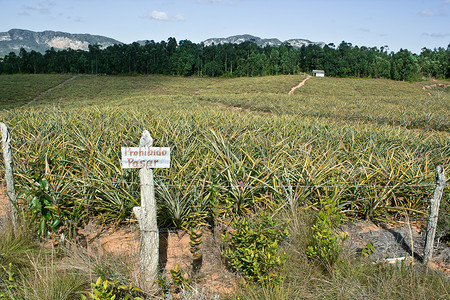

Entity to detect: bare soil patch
[288,75,311,95]
[0,184,10,231]
[74,222,239,296]
[422,83,450,96]
[68,219,449,297]
[0,185,7,216]
[342,220,450,275]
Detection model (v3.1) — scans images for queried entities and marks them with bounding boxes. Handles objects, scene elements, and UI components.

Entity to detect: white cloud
[22,1,56,14]
[149,10,170,21]
[420,6,447,17]
[422,32,450,37]
[197,0,240,4]
[67,16,82,23]
[24,5,50,14]
[17,11,31,16]
[419,9,435,16]
[141,10,185,21]
[197,0,223,3]
[442,0,450,4]
[430,32,450,37]
[175,14,185,21]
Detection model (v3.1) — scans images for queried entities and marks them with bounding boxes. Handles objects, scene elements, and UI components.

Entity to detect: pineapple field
[0,74,449,299]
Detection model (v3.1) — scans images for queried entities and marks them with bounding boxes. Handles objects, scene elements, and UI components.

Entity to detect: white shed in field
[312,70,325,77]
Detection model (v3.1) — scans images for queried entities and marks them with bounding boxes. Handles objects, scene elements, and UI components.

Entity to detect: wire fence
[38,173,437,189]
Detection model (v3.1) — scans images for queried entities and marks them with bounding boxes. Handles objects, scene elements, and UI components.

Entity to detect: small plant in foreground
[307,197,346,269]
[362,241,376,258]
[23,155,62,237]
[0,263,16,299]
[170,264,190,293]
[81,277,143,300]
[189,228,203,273]
[189,229,203,260]
[222,213,289,284]
[157,269,170,295]
[26,177,62,237]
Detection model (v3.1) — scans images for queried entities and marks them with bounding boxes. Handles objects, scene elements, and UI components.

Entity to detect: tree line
[0,38,449,81]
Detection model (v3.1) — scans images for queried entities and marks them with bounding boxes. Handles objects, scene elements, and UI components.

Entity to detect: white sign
[121,147,170,169]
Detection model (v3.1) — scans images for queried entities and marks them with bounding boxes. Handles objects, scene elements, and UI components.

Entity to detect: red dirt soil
[76,222,239,296]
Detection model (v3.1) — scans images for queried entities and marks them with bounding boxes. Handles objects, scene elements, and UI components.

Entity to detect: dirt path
[289,75,311,96]
[25,75,78,106]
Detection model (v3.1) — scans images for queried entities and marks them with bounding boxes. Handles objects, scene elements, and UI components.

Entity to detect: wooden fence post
[132,130,159,291]
[423,165,446,265]
[0,122,19,233]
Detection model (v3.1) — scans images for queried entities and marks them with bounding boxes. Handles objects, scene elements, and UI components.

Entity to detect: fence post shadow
[159,230,169,273]
[386,228,422,261]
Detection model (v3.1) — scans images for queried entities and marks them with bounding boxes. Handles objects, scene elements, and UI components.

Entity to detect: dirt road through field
[289,75,311,95]
[25,75,78,106]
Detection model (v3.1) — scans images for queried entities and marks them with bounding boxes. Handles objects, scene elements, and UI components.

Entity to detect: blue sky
[0,0,449,54]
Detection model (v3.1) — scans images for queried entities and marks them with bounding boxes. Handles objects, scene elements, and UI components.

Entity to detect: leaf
[43,208,52,221]
[50,218,62,230]
[38,218,45,236]
[173,263,180,272]
[43,196,53,206]
[30,196,39,210]
[40,178,49,191]
[95,277,102,286]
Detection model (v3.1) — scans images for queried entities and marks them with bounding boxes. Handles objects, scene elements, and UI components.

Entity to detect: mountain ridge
[203,34,326,48]
[0,29,122,55]
[0,29,326,56]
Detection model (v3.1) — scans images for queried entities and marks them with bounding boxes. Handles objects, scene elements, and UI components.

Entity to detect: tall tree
[391,49,420,81]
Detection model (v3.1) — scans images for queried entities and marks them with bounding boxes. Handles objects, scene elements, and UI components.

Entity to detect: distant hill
[0,29,122,56]
[203,34,325,48]
[0,29,326,56]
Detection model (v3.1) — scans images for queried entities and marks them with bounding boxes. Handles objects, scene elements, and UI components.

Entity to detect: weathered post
[121,131,170,292]
[132,130,159,291]
[0,122,19,233]
[423,165,446,265]
[133,130,159,291]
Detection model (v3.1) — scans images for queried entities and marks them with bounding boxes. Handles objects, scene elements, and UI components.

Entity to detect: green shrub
[222,213,289,284]
[306,197,346,269]
[26,177,62,237]
[22,155,62,237]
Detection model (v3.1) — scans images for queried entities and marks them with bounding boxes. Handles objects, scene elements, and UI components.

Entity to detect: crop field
[199,77,450,131]
[0,74,73,109]
[0,74,448,226]
[0,74,449,298]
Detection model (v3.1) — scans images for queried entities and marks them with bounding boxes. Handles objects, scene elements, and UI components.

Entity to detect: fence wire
[37,173,437,189]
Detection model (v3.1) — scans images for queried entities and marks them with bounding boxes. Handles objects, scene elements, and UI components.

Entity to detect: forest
[0,37,448,81]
